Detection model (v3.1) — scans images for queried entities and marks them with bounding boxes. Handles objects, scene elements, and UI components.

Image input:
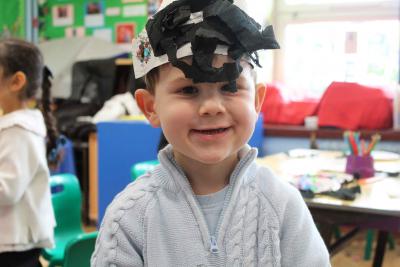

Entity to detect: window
[273,0,399,99]
[284,0,385,4]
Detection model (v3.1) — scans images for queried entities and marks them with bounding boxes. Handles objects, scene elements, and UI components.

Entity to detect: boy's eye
[180,86,198,95]
[221,82,238,93]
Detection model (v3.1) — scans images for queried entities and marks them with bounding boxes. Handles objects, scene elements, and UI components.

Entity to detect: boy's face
[136,55,266,166]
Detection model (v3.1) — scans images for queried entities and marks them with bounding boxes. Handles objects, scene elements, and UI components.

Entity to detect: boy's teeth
[197,128,226,134]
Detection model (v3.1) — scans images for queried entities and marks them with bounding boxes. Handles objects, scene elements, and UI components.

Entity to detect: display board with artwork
[39,0,162,44]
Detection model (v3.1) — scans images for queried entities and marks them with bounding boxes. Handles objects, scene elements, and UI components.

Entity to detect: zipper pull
[210,236,219,254]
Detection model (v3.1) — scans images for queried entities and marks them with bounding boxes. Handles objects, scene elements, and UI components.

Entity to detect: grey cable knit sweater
[91,145,330,267]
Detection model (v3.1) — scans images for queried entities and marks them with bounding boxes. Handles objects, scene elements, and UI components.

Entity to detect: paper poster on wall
[93,28,113,42]
[75,27,86,37]
[123,4,147,17]
[105,7,121,16]
[65,27,74,37]
[65,27,86,38]
[122,0,144,3]
[84,1,105,27]
[116,23,136,44]
[52,4,74,26]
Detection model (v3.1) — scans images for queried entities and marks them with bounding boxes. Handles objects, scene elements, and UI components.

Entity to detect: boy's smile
[190,126,231,142]
[136,55,266,172]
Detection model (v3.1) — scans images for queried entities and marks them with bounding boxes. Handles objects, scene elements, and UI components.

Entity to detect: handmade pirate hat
[132,0,279,87]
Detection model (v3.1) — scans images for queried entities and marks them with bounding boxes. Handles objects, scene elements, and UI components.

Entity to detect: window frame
[272,0,399,86]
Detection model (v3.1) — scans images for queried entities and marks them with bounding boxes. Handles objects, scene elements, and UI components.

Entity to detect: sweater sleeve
[91,183,148,267]
[0,128,38,205]
[280,186,331,267]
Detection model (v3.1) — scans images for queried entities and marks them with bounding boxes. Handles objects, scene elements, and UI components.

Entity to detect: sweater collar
[0,109,46,137]
[157,144,258,193]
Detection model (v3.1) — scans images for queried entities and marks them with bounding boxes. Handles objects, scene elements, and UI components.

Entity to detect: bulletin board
[0,0,25,38]
[40,0,150,43]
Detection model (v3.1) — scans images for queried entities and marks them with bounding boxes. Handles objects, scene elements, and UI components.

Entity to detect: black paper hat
[133,0,280,88]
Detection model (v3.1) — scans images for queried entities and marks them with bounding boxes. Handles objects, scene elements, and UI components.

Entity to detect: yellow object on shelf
[119,114,147,121]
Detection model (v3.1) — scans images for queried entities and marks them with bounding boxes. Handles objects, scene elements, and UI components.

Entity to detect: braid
[41,67,60,166]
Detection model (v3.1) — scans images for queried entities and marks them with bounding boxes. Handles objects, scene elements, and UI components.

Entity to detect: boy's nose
[198,96,226,116]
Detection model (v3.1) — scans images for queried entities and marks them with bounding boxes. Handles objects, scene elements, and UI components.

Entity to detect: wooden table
[257,151,400,267]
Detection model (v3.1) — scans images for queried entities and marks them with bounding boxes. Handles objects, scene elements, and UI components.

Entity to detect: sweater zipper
[169,157,218,253]
[209,181,234,254]
[210,235,219,253]
[208,154,252,254]
[168,150,254,255]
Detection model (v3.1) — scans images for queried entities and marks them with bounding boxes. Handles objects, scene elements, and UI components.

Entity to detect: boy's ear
[254,83,266,113]
[10,71,27,93]
[135,89,160,127]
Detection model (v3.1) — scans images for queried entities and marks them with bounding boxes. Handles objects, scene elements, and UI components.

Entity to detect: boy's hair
[144,68,159,94]
[0,38,60,166]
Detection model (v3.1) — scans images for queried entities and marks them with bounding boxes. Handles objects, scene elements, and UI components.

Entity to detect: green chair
[131,160,159,181]
[363,230,395,260]
[63,231,98,267]
[332,227,395,261]
[43,174,85,267]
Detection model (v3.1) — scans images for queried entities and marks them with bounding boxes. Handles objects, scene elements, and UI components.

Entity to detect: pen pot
[345,155,375,178]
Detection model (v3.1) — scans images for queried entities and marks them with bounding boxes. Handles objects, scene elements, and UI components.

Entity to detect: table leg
[372,231,388,267]
[318,223,334,248]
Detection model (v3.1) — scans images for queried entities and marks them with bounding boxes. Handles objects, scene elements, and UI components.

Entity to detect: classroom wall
[0,0,25,38]
[39,0,151,43]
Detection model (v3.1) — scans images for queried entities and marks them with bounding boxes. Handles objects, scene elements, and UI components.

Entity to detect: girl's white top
[0,109,55,252]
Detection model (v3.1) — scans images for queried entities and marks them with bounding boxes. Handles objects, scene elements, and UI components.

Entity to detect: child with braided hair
[0,38,60,267]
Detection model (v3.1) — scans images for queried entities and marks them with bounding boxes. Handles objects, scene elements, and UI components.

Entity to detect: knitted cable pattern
[243,183,260,266]
[92,174,160,266]
[225,185,248,266]
[257,197,281,267]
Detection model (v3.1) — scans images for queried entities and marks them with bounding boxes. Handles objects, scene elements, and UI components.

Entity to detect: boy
[92,0,330,266]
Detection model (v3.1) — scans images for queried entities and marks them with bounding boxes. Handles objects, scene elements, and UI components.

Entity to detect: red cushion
[261,83,318,125]
[318,82,393,130]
